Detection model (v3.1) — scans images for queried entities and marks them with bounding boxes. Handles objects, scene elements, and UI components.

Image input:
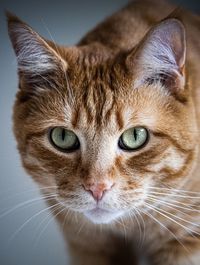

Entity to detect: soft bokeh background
[0,0,199,264]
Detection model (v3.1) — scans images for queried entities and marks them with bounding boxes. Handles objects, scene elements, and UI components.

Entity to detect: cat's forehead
[63,82,167,135]
[24,54,172,136]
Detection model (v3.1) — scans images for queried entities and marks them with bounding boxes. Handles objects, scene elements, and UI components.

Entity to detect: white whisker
[0,185,57,202]
[34,204,66,247]
[147,196,200,214]
[146,194,200,209]
[119,216,127,243]
[148,191,200,199]
[0,194,57,220]
[140,209,189,252]
[7,201,61,244]
[148,186,200,195]
[129,208,142,247]
[134,207,146,249]
[145,203,200,238]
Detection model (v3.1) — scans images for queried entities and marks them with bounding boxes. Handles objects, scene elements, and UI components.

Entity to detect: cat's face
[9,15,198,224]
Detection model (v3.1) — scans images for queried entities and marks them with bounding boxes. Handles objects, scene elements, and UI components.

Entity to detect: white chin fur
[83,208,123,224]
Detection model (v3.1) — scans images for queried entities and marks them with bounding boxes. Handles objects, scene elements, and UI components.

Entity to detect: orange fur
[8,1,200,264]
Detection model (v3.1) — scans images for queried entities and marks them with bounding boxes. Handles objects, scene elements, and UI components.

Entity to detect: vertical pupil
[61,129,65,141]
[133,129,137,141]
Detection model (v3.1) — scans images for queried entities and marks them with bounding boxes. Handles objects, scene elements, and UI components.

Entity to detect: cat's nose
[83,180,114,201]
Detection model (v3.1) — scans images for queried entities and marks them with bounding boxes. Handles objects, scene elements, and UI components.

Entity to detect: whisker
[7,201,61,244]
[63,70,75,106]
[76,219,86,236]
[134,207,146,249]
[0,194,57,220]
[40,18,61,57]
[148,202,200,228]
[147,196,200,213]
[146,198,200,233]
[140,209,189,252]
[40,19,75,106]
[148,186,200,195]
[145,203,200,238]
[146,194,200,209]
[0,185,57,201]
[33,204,61,243]
[62,207,71,233]
[128,208,142,247]
[147,195,200,211]
[34,204,66,247]
[119,216,127,243]
[147,191,200,199]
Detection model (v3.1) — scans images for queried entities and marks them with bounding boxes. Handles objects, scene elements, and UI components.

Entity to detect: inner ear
[7,12,67,86]
[126,18,186,91]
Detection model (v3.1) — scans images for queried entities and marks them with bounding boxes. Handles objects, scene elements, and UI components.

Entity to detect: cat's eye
[119,127,149,151]
[49,127,80,152]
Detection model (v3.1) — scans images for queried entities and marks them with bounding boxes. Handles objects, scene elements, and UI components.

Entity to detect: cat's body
[7,0,200,264]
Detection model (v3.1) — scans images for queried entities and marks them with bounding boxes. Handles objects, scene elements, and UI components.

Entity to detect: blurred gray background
[0,0,199,264]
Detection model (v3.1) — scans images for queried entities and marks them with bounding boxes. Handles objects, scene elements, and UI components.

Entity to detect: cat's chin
[83,207,123,224]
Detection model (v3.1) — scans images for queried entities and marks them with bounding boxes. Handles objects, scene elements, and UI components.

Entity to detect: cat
[7,0,200,264]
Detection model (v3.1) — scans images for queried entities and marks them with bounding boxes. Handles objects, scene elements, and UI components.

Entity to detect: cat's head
[8,13,198,224]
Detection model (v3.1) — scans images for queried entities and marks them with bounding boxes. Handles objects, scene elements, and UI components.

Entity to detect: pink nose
[83,181,114,201]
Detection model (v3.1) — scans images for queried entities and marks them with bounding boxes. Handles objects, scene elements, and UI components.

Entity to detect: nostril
[110,183,115,189]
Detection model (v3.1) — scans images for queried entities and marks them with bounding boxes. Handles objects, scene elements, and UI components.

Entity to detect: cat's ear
[7,12,67,82]
[126,18,186,91]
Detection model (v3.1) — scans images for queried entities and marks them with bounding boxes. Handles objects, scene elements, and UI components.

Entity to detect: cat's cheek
[21,151,57,189]
[147,146,186,173]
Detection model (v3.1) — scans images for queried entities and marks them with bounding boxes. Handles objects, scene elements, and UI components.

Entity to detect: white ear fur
[130,19,186,89]
[13,27,56,74]
[7,14,66,76]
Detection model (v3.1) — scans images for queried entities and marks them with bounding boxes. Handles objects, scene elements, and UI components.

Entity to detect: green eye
[119,127,149,151]
[49,127,80,152]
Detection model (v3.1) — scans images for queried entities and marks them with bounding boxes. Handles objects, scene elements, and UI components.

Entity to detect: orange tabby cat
[7,0,200,264]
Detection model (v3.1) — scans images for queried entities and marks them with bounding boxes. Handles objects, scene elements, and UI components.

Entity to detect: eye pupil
[133,129,137,141]
[61,129,65,141]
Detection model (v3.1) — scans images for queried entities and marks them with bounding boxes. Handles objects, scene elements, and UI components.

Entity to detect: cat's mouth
[83,206,123,224]
[57,195,124,224]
